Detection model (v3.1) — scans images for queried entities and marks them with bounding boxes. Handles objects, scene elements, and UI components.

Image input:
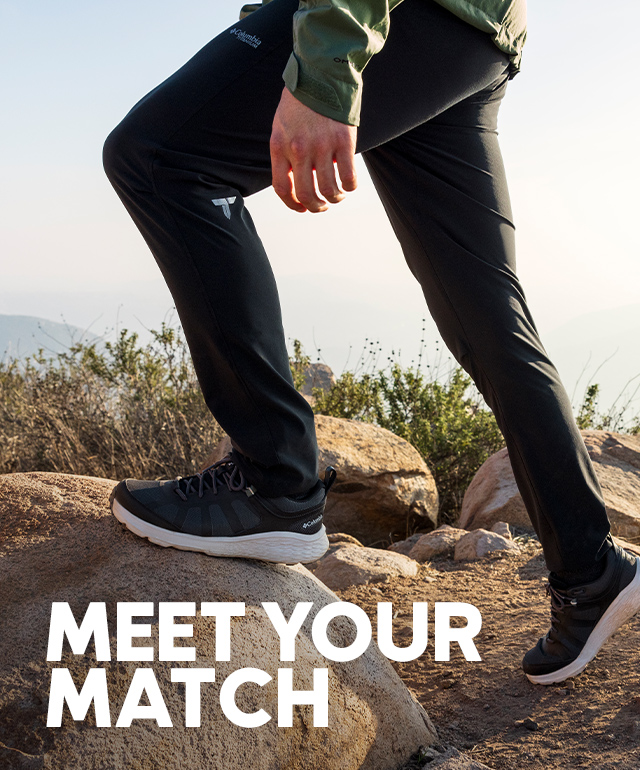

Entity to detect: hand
[270,87,358,213]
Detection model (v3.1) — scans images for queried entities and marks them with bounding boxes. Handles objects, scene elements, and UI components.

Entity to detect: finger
[315,158,345,205]
[291,158,328,213]
[271,153,307,213]
[335,146,358,193]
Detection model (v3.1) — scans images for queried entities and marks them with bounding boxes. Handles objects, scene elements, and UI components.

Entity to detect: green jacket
[240,0,526,126]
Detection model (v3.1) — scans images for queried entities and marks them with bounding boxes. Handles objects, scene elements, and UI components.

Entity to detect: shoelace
[546,583,579,637]
[173,456,247,501]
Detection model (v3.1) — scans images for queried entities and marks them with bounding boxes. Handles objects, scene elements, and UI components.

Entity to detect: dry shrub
[0,325,224,480]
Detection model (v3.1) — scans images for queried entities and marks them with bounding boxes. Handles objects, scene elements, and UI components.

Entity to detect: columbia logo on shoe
[229,28,262,48]
[303,515,323,530]
[212,197,237,219]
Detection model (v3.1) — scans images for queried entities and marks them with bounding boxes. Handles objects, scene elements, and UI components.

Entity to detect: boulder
[205,415,439,546]
[0,472,437,770]
[457,447,529,532]
[454,529,520,561]
[408,525,468,563]
[459,431,640,540]
[311,545,419,591]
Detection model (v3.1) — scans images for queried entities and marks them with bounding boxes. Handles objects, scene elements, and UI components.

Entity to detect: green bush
[576,383,640,434]
[313,361,505,524]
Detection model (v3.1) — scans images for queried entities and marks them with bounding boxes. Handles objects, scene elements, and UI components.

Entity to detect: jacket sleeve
[283,0,396,126]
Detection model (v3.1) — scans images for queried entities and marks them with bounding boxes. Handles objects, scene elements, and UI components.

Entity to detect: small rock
[311,544,419,590]
[490,521,512,539]
[565,680,575,691]
[454,529,520,561]
[389,532,425,556]
[523,717,539,731]
[409,526,468,562]
[301,362,335,396]
[439,678,457,690]
[420,746,442,760]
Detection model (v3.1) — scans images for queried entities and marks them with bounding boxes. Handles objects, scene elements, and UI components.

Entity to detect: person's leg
[102,0,528,499]
[103,0,316,497]
[103,0,610,577]
[357,2,611,576]
[359,4,640,685]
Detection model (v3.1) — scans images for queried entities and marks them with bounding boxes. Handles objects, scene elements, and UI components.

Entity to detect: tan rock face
[0,472,436,770]
[454,529,520,561]
[318,415,438,545]
[204,415,439,547]
[408,526,468,563]
[311,545,419,591]
[459,431,640,541]
[491,522,512,540]
[458,447,529,532]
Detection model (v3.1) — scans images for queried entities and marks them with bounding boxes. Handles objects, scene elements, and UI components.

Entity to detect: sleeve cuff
[282,53,362,127]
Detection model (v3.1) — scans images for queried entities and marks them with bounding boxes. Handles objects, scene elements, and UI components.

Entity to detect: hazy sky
[1,0,639,379]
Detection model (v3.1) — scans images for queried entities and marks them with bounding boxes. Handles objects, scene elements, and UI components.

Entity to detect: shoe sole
[111,497,329,565]
[526,557,640,685]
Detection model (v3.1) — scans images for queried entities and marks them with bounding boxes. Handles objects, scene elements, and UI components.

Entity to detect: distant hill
[0,315,97,361]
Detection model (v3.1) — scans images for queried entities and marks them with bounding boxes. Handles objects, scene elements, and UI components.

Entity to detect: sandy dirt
[337,539,640,770]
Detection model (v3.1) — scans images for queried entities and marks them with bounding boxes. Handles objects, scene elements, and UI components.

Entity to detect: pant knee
[102,115,152,193]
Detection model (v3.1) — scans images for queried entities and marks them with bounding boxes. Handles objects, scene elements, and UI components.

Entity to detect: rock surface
[205,415,439,546]
[301,363,335,396]
[311,544,419,591]
[408,525,468,563]
[459,431,640,540]
[454,529,520,561]
[0,472,437,770]
[457,447,529,532]
[490,521,512,540]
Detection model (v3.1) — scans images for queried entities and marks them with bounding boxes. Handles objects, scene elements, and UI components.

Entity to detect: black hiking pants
[103,0,612,573]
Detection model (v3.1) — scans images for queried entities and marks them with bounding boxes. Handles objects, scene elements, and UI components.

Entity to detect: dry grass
[0,326,224,480]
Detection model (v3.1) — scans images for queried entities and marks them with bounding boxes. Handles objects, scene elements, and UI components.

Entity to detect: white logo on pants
[212,197,237,219]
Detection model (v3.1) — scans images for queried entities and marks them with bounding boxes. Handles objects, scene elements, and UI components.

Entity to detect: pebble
[515,717,539,731]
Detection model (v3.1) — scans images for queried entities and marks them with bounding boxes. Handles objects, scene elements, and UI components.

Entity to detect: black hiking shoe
[523,541,640,684]
[110,456,336,565]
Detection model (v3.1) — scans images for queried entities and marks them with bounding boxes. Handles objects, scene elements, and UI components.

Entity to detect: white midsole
[527,557,640,685]
[111,498,329,565]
